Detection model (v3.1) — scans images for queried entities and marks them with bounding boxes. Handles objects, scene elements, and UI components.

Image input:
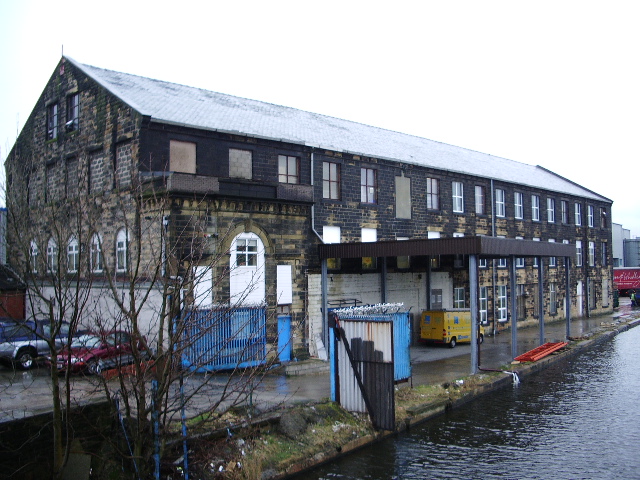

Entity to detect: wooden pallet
[514,342,568,362]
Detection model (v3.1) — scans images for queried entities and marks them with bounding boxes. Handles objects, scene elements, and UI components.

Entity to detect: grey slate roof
[66,57,609,202]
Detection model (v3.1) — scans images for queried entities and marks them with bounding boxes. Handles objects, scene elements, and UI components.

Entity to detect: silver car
[0,318,71,370]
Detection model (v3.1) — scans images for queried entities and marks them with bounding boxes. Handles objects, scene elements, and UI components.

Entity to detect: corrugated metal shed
[319,236,575,260]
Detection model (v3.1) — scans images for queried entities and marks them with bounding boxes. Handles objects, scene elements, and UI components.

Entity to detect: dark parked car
[54,330,148,375]
[0,318,71,370]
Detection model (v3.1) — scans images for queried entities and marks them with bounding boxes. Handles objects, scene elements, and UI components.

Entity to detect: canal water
[295,325,640,480]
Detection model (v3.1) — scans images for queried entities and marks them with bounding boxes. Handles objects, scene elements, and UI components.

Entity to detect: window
[91,234,103,273]
[533,237,540,267]
[67,237,79,273]
[361,228,377,270]
[47,238,57,273]
[323,226,341,269]
[479,286,488,324]
[514,192,523,219]
[549,282,557,315]
[561,200,569,224]
[600,207,608,228]
[475,186,485,215]
[229,148,252,179]
[278,155,299,184]
[548,239,556,267]
[497,285,508,322]
[515,236,525,267]
[531,195,540,221]
[396,237,410,269]
[453,232,464,268]
[236,237,258,267]
[479,258,487,268]
[602,242,608,266]
[170,140,196,174]
[588,241,595,266]
[323,161,340,200]
[547,198,555,223]
[116,229,128,272]
[588,205,594,227]
[495,189,505,217]
[575,203,582,226]
[66,93,79,132]
[576,240,583,267]
[47,103,58,140]
[30,240,39,274]
[454,288,465,308]
[452,181,464,213]
[426,177,439,210]
[360,168,377,204]
[395,175,411,219]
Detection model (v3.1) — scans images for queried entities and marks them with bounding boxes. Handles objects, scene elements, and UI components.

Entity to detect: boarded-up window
[170,140,196,174]
[66,157,79,198]
[229,148,252,179]
[395,175,411,219]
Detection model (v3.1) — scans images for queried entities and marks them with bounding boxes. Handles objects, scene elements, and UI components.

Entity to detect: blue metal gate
[181,306,267,372]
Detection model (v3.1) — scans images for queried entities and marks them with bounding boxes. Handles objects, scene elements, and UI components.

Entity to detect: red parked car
[53,330,148,375]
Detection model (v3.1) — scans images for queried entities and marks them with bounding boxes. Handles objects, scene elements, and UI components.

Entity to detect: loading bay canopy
[318,236,575,374]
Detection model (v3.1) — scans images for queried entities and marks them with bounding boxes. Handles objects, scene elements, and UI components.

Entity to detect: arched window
[67,236,79,273]
[229,232,265,305]
[116,229,128,272]
[91,233,103,273]
[47,238,57,273]
[30,240,39,273]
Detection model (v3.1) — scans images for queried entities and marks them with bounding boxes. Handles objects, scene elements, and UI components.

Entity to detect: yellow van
[420,310,484,348]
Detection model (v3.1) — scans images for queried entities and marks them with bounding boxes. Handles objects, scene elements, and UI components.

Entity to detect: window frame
[575,203,582,226]
[497,285,508,322]
[588,241,595,266]
[514,192,524,219]
[236,237,259,267]
[360,167,377,204]
[547,198,555,223]
[322,161,341,200]
[116,229,128,273]
[479,286,488,324]
[495,188,505,217]
[452,181,464,213]
[66,93,79,132]
[91,233,104,273]
[47,237,57,273]
[588,205,594,227]
[426,177,439,210]
[67,236,79,273]
[531,195,540,221]
[561,200,569,224]
[47,102,59,140]
[576,240,583,267]
[454,287,465,309]
[278,154,300,184]
[30,240,39,274]
[475,185,485,215]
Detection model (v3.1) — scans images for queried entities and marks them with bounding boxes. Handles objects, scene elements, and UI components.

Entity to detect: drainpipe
[310,149,324,243]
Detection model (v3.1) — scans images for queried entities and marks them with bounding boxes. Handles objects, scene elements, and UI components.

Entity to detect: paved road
[1,307,637,422]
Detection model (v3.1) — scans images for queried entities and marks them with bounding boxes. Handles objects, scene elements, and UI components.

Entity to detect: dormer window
[47,103,58,140]
[66,93,79,132]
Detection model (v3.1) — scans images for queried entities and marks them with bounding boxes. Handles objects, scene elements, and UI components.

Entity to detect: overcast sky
[2,1,639,236]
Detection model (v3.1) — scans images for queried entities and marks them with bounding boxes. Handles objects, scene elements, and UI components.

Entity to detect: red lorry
[613,267,640,296]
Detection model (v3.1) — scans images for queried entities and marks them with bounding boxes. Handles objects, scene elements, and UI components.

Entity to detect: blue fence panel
[277,315,292,362]
[181,306,267,372]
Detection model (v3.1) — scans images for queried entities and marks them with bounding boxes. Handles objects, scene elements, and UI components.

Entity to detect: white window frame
[454,287,465,308]
[531,195,540,221]
[549,282,557,315]
[515,236,525,267]
[533,237,540,267]
[67,236,79,273]
[495,189,505,217]
[588,241,595,267]
[561,200,569,224]
[116,229,128,273]
[547,198,555,223]
[576,240,583,267]
[514,192,523,219]
[360,167,377,204]
[30,240,39,273]
[323,161,340,200]
[588,205,594,227]
[475,185,485,215]
[479,286,488,324]
[548,239,556,267]
[575,203,582,226]
[452,181,464,213]
[47,237,57,273]
[497,285,508,322]
[91,233,103,273]
[426,177,439,210]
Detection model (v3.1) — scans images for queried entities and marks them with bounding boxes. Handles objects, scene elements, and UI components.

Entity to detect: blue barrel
[277,315,292,362]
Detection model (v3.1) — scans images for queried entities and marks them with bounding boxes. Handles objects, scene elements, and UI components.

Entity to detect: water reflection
[295,326,640,480]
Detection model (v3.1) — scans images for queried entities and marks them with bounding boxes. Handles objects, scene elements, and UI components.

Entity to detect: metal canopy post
[538,257,545,344]
[470,254,478,374]
[565,256,572,339]
[510,256,518,359]
[381,257,387,304]
[321,258,328,352]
